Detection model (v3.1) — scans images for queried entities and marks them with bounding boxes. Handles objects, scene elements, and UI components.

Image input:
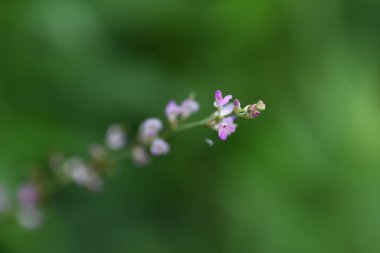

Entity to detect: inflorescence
[0,90,266,230]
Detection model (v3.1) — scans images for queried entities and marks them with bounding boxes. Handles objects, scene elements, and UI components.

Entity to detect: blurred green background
[1,0,380,252]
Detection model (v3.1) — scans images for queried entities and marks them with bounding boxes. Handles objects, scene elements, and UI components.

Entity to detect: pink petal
[218,129,228,141]
[215,90,223,102]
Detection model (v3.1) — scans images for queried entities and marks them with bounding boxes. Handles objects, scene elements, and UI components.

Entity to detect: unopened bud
[256,100,266,111]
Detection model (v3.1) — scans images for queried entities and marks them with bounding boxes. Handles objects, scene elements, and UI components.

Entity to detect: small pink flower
[216,117,237,141]
[214,90,232,108]
[150,138,170,156]
[140,118,163,142]
[165,100,181,123]
[180,98,199,119]
[17,183,39,207]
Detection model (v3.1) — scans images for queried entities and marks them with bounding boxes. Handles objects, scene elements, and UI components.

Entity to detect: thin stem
[174,114,216,132]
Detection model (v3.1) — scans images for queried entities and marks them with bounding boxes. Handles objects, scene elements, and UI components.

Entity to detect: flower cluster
[212,90,266,141]
[165,96,200,126]
[0,89,265,230]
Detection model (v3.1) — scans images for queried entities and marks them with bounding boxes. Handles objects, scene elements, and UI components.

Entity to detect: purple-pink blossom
[214,90,232,108]
[165,100,181,123]
[17,183,39,207]
[150,138,170,156]
[216,117,237,141]
[140,118,163,142]
[180,98,199,119]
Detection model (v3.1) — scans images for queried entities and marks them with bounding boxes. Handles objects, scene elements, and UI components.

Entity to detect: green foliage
[1,0,380,252]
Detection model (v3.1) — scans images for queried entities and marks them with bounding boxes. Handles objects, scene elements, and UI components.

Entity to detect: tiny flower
[64,157,103,191]
[214,90,232,108]
[165,100,181,123]
[17,183,39,207]
[150,138,170,156]
[140,118,163,142]
[0,185,10,213]
[180,98,199,119]
[233,99,241,110]
[216,117,237,141]
[17,206,43,230]
[106,124,126,150]
[132,146,150,166]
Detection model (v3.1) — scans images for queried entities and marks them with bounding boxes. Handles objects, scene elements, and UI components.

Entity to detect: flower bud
[233,99,241,109]
[256,100,266,111]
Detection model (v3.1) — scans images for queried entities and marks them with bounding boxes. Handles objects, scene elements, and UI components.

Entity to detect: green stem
[174,114,216,132]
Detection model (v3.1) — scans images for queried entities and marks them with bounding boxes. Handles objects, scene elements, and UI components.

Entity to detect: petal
[226,125,236,134]
[222,95,232,105]
[215,90,223,102]
[220,103,234,116]
[218,129,228,141]
[223,116,236,124]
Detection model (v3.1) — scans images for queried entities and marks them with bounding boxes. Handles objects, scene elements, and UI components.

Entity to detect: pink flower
[216,117,237,141]
[17,183,39,207]
[180,98,199,119]
[139,118,163,142]
[150,138,170,156]
[214,90,232,108]
[165,100,181,123]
